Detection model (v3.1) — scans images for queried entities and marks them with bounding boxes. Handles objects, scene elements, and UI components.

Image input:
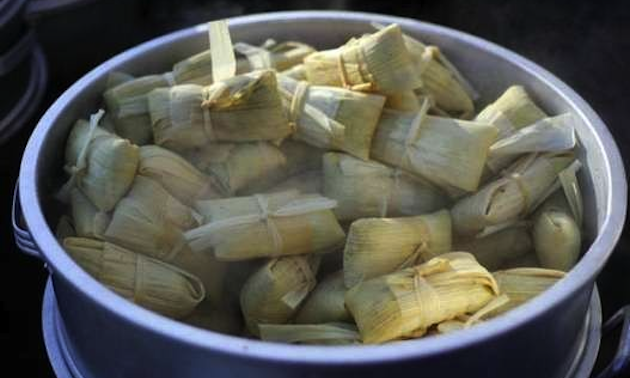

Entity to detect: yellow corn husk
[55,215,76,241]
[490,268,565,316]
[63,117,139,212]
[295,270,351,324]
[182,299,243,335]
[148,70,291,151]
[278,139,324,175]
[343,210,452,288]
[187,190,345,261]
[304,24,422,95]
[103,74,176,145]
[64,237,205,319]
[385,90,422,112]
[240,255,320,335]
[138,145,222,205]
[371,109,498,192]
[278,75,385,160]
[266,170,323,195]
[280,64,307,80]
[345,252,499,343]
[451,152,575,236]
[532,192,581,271]
[323,152,447,221]
[453,226,532,271]
[501,252,540,269]
[70,188,110,239]
[171,50,249,86]
[234,40,316,72]
[259,322,361,345]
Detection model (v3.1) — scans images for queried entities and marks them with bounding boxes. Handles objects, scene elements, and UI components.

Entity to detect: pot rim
[19,10,627,364]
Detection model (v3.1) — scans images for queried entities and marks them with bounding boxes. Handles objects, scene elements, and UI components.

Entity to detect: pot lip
[20,10,627,364]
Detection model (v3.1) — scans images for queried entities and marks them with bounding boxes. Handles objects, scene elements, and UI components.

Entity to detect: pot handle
[594,306,630,378]
[12,183,43,259]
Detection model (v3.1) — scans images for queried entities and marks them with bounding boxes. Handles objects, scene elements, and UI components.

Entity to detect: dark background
[1,0,629,377]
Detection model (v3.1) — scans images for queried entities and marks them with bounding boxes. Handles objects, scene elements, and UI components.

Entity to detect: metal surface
[16,10,628,378]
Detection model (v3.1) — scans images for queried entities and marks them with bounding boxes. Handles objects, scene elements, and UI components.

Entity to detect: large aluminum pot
[14,11,627,378]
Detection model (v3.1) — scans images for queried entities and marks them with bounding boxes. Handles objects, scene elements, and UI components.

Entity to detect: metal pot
[12,11,629,378]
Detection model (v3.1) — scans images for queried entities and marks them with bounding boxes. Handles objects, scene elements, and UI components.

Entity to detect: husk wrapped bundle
[187,190,345,261]
[148,70,291,151]
[281,64,307,80]
[240,255,320,335]
[490,268,565,316]
[371,107,498,192]
[278,140,324,175]
[64,237,205,318]
[323,152,447,221]
[384,90,422,112]
[295,271,350,324]
[266,170,323,195]
[304,24,422,95]
[451,152,575,236]
[278,75,385,160]
[343,210,452,288]
[453,226,532,271]
[70,188,110,239]
[63,113,139,212]
[345,252,498,343]
[259,323,361,345]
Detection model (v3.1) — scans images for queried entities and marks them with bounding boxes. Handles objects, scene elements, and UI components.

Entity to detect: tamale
[277,139,324,176]
[148,70,292,151]
[451,152,575,236]
[371,107,498,192]
[62,112,139,212]
[266,170,323,195]
[281,64,307,80]
[343,210,452,288]
[345,252,498,343]
[70,188,110,239]
[240,255,320,335]
[490,268,565,316]
[65,237,205,319]
[304,24,422,95]
[259,323,361,345]
[138,145,222,205]
[187,190,345,261]
[104,73,176,145]
[385,90,422,112]
[295,270,351,324]
[278,75,385,160]
[453,226,532,271]
[105,71,134,89]
[323,152,447,221]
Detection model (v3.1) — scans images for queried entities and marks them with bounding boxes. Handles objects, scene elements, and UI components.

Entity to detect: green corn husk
[323,152,447,221]
[451,152,575,236]
[186,190,346,261]
[240,255,320,335]
[304,24,422,95]
[453,226,532,271]
[259,322,361,345]
[105,71,134,89]
[148,70,291,151]
[266,170,323,195]
[70,188,110,238]
[532,192,581,271]
[63,116,140,212]
[295,270,351,324]
[171,50,249,86]
[182,299,243,335]
[55,215,76,241]
[234,40,316,72]
[385,90,422,112]
[501,252,540,269]
[343,210,452,288]
[64,237,205,318]
[371,108,498,192]
[281,64,307,80]
[490,268,565,316]
[138,145,222,205]
[104,73,176,145]
[345,252,499,344]
[278,75,385,160]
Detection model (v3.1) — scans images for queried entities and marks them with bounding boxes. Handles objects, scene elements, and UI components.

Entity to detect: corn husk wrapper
[453,226,532,271]
[343,210,452,288]
[278,140,324,175]
[187,190,345,261]
[70,189,110,239]
[55,215,76,241]
[171,50,249,86]
[278,75,385,160]
[105,71,134,89]
[323,152,447,221]
[532,192,581,271]
[490,268,565,316]
[385,90,422,112]
[451,152,575,236]
[371,107,498,192]
[104,73,176,145]
[281,64,307,80]
[558,160,584,227]
[64,237,205,318]
[501,252,540,269]
[240,255,320,335]
[345,252,498,343]
[259,323,361,345]
[304,24,422,95]
[182,299,243,335]
[266,170,323,195]
[148,70,291,151]
[295,270,350,324]
[138,145,222,205]
[63,114,139,212]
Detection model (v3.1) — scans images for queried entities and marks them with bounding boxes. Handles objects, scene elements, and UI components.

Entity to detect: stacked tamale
[55,20,585,345]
